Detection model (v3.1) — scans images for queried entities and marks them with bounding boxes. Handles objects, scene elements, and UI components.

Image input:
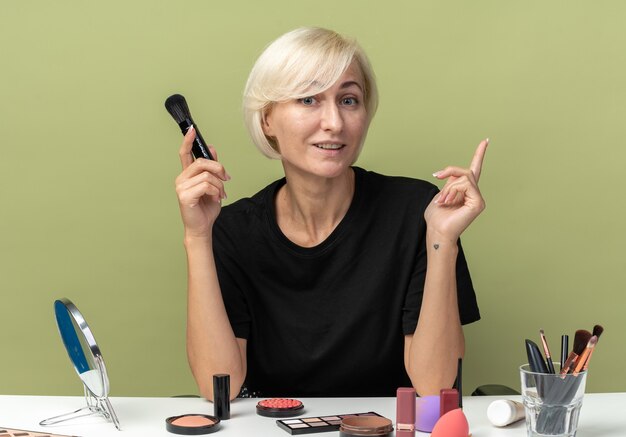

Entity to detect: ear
[260,110,271,135]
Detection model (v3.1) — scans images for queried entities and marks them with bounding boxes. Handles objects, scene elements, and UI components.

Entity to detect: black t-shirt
[213,167,480,397]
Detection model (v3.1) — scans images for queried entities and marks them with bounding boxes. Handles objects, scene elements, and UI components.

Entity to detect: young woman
[174,27,487,400]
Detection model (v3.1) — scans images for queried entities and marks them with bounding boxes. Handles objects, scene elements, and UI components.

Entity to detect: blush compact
[256,398,304,417]
[166,414,221,435]
[339,415,394,437]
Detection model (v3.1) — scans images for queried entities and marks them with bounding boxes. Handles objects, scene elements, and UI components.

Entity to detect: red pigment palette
[257,398,305,418]
[276,411,383,435]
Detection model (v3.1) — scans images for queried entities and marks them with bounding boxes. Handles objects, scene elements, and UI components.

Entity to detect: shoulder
[218,178,282,221]
[213,177,283,240]
[354,166,438,204]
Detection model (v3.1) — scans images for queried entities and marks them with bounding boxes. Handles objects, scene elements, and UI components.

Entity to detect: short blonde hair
[243,27,378,159]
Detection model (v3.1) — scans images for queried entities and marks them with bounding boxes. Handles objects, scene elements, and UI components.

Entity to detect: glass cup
[520,364,587,437]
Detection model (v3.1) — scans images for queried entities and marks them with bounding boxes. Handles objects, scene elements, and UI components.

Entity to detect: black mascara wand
[165,94,213,160]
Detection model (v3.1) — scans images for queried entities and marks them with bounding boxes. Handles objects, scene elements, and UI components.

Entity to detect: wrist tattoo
[433,243,440,250]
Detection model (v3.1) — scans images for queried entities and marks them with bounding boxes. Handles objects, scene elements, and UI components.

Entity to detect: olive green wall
[2,1,624,397]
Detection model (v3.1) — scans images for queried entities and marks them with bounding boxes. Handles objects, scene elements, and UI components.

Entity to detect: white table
[1,394,625,436]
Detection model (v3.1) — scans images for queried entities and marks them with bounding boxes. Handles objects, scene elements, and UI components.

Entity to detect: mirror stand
[40,384,121,430]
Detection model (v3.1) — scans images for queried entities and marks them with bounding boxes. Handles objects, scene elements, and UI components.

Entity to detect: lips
[313,143,345,150]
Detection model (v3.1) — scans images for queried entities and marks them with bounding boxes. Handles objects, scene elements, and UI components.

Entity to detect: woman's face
[263,63,369,180]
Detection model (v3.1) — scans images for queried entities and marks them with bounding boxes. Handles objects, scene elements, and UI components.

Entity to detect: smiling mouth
[314,143,345,150]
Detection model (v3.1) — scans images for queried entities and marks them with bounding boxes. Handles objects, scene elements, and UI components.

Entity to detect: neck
[276,167,355,247]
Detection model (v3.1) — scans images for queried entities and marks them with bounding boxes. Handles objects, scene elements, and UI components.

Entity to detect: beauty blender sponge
[431,408,470,437]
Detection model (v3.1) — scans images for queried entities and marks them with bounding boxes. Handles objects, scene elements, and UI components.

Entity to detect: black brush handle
[178,118,214,161]
[457,357,462,409]
[560,335,569,372]
[526,339,549,399]
[526,340,549,374]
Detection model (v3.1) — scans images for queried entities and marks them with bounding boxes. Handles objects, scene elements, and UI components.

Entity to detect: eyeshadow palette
[276,412,383,435]
[0,428,78,437]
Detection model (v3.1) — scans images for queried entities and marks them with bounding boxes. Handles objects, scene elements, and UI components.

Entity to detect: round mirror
[41,298,120,430]
[54,299,107,397]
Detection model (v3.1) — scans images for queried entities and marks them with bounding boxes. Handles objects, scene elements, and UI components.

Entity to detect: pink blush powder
[171,415,216,427]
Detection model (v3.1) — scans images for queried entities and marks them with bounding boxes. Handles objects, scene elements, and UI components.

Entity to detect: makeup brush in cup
[559,352,578,376]
[525,340,549,374]
[582,325,603,371]
[592,324,604,338]
[573,336,597,376]
[561,330,591,375]
[538,335,592,435]
[573,330,592,354]
[570,330,592,372]
[560,335,568,372]
[539,329,556,373]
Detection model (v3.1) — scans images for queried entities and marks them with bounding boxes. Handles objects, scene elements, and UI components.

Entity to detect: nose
[320,102,343,132]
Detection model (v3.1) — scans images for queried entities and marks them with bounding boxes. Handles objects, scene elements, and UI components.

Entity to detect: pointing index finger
[470,138,489,182]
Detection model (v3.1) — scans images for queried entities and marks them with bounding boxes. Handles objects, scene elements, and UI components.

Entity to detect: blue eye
[300,97,315,105]
[342,97,358,106]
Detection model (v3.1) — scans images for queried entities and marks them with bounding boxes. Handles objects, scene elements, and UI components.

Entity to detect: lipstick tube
[396,387,416,437]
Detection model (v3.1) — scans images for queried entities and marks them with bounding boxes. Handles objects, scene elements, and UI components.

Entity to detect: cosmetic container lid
[396,387,416,424]
[487,399,525,427]
[213,374,229,390]
[339,416,393,436]
[166,414,221,435]
[213,374,230,420]
[440,388,460,416]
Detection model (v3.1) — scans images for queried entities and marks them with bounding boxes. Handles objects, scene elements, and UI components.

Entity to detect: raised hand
[175,126,230,238]
[424,138,489,242]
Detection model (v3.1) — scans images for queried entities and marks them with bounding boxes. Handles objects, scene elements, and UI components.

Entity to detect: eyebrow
[340,81,363,92]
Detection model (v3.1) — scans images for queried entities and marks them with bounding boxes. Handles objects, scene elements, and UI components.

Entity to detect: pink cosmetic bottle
[396,387,416,437]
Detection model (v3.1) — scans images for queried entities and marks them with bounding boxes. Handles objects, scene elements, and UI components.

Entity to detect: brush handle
[560,335,568,372]
[526,340,549,374]
[582,348,595,371]
[178,118,214,161]
[545,356,556,374]
[560,351,578,375]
